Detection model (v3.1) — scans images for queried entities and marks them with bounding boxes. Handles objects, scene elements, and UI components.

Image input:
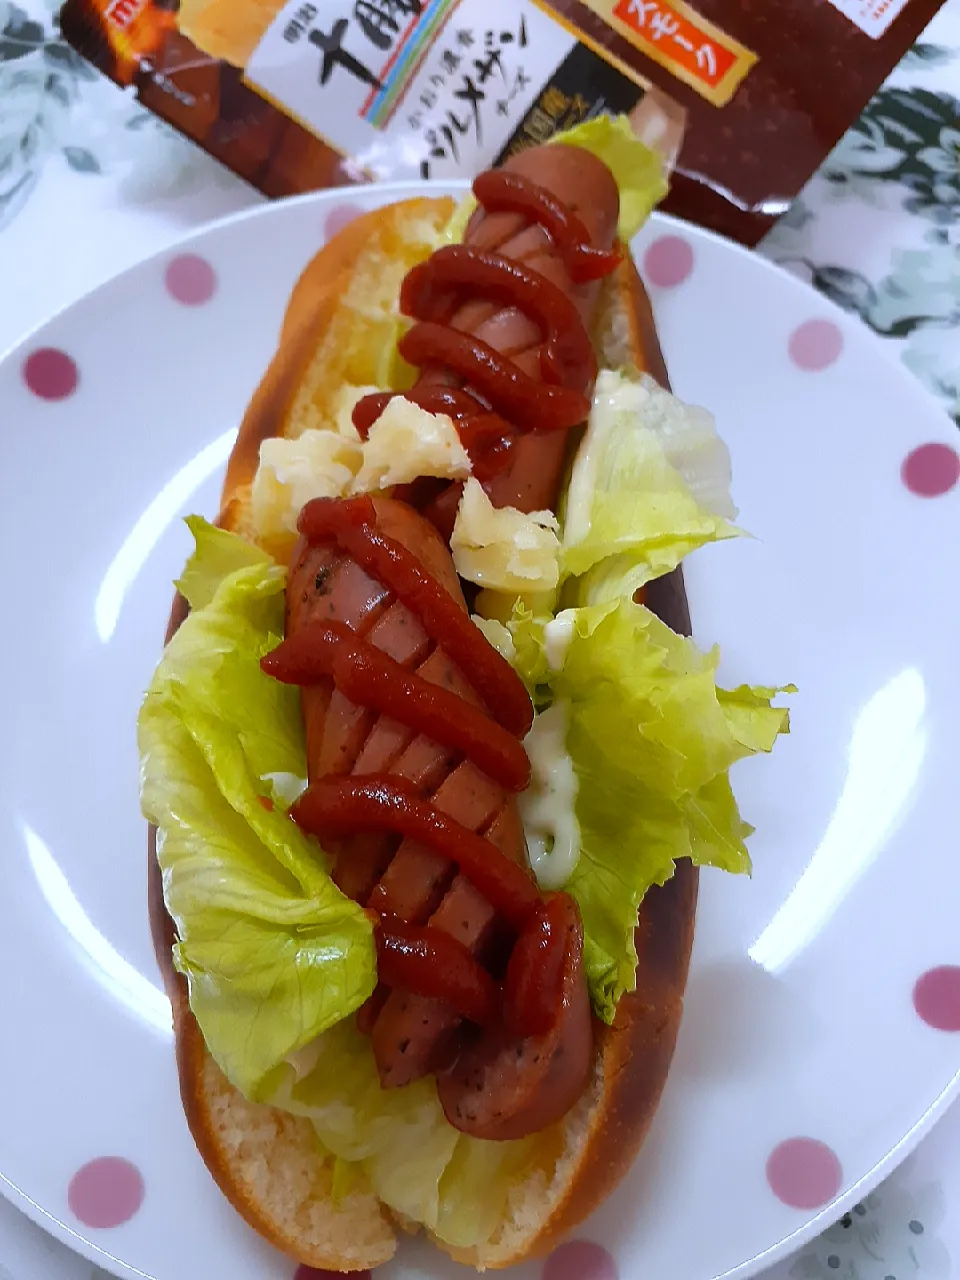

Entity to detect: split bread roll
[149,195,699,1271]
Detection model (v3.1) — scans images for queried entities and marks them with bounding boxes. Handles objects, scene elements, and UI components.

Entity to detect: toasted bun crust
[150,197,698,1270]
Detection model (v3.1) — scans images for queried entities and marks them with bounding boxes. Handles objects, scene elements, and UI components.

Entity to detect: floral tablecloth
[2,1,959,1276]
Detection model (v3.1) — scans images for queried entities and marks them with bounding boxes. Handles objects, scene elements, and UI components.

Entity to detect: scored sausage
[410,144,620,533]
[287,499,459,889]
[275,148,621,1134]
[438,894,593,1141]
[282,496,595,1136]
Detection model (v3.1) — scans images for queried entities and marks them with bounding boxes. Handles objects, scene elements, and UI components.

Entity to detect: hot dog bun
[151,196,698,1270]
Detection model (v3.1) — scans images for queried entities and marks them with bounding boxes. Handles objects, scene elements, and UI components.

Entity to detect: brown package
[60,0,947,245]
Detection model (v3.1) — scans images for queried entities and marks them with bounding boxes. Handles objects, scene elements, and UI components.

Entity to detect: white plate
[2,182,960,1280]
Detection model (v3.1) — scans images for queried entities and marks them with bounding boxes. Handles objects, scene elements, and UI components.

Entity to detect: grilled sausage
[437,894,593,1141]
[414,143,620,533]
[283,496,594,1135]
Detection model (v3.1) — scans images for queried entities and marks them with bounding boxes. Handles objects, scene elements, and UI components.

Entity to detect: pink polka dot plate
[1,184,959,1280]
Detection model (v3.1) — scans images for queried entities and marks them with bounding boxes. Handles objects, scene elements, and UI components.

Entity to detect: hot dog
[265,493,594,1135]
[437,892,593,1142]
[143,121,789,1273]
[271,145,621,1114]
[258,143,621,1125]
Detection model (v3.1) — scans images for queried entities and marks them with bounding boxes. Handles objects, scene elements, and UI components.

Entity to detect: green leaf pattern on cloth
[760,27,960,431]
[0,0,249,230]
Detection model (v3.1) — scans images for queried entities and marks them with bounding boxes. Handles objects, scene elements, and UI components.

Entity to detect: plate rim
[1,180,958,1280]
[3,178,954,439]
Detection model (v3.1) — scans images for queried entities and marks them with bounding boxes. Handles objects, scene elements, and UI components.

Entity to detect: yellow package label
[578,0,756,106]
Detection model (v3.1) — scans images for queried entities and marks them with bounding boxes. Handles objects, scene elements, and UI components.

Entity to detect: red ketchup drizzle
[296,495,532,736]
[263,495,581,1037]
[375,923,501,1029]
[292,775,539,933]
[401,246,597,392]
[504,895,570,1037]
[397,323,589,434]
[351,170,619,481]
[262,618,531,793]
[471,171,621,284]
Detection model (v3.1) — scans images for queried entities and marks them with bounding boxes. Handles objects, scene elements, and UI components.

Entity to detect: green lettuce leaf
[472,600,550,699]
[548,599,790,1021]
[280,1019,459,1228]
[547,113,668,240]
[139,520,376,1098]
[176,515,271,610]
[272,1019,535,1248]
[442,113,667,245]
[562,370,740,604]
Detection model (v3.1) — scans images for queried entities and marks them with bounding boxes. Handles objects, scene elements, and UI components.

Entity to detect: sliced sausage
[370,876,497,1088]
[437,895,594,1141]
[368,787,525,1087]
[415,144,620,522]
[285,497,539,1100]
[287,497,473,900]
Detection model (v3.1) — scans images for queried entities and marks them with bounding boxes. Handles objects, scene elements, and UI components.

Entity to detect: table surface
[2,1,959,1276]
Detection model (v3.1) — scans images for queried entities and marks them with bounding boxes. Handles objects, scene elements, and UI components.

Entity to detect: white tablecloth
[2,0,959,1274]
